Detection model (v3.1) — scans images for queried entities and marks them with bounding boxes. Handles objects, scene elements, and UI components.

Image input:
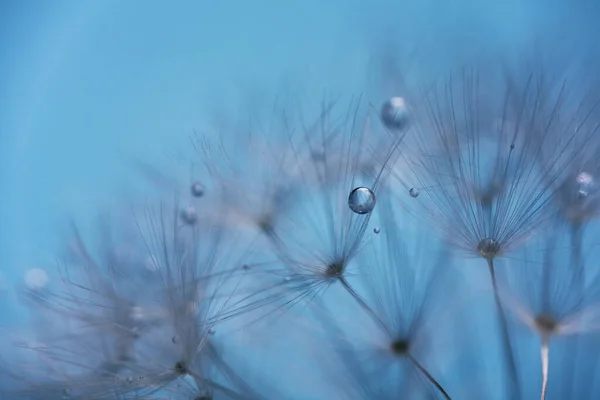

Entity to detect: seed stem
[487,257,520,397]
[540,335,549,400]
[407,353,451,399]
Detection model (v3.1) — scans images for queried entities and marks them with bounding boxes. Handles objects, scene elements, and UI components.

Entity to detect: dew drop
[208,327,216,335]
[190,182,205,198]
[24,268,48,289]
[477,238,500,258]
[373,227,380,234]
[381,97,410,130]
[409,187,420,198]
[348,187,376,214]
[180,206,198,225]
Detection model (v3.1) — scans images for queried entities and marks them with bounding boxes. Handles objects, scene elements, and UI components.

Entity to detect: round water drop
[348,187,376,214]
[25,268,48,289]
[477,238,500,259]
[190,182,205,198]
[208,327,216,335]
[373,227,380,234]
[409,187,420,198]
[180,206,198,225]
[381,97,410,130]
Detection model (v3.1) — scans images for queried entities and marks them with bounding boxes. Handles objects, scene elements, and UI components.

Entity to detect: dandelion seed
[348,187,376,214]
[190,181,205,197]
[381,97,410,131]
[409,187,420,198]
[477,238,500,259]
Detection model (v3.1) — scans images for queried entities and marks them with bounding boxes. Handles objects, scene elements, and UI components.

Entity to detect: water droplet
[24,268,48,289]
[576,171,596,199]
[208,327,216,335]
[409,188,420,198]
[180,206,198,225]
[348,187,376,214]
[477,238,500,258]
[373,227,380,234]
[283,276,291,282]
[381,97,410,130]
[190,182,205,198]
[172,335,178,344]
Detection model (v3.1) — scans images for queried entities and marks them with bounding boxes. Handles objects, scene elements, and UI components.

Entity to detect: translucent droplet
[190,182,205,198]
[24,268,48,289]
[409,188,420,198]
[381,97,410,130]
[283,276,291,282]
[348,187,376,214]
[180,206,198,225]
[477,238,500,258]
[576,171,596,199]
[373,227,380,234]
[208,327,216,335]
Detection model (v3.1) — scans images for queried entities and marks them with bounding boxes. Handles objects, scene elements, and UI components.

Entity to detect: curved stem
[540,335,549,400]
[487,258,520,397]
[407,353,451,400]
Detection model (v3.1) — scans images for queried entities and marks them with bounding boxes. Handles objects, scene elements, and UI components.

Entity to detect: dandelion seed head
[381,96,410,131]
[191,181,205,197]
[390,338,410,355]
[348,187,376,214]
[477,238,500,259]
[535,314,558,335]
[24,268,48,289]
[324,261,346,278]
[174,360,189,375]
[409,187,420,198]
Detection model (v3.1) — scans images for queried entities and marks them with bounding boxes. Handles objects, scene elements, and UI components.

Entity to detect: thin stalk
[407,353,451,400]
[540,335,549,400]
[487,257,520,397]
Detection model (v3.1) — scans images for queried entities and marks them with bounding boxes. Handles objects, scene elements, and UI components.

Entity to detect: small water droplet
[284,276,291,282]
[180,206,198,225]
[381,97,410,130]
[172,335,178,344]
[373,227,380,234]
[477,238,500,258]
[348,187,376,214]
[208,327,216,335]
[409,188,420,198]
[191,182,205,198]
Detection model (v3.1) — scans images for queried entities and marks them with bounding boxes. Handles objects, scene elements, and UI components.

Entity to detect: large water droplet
[477,238,500,258]
[348,187,376,214]
[190,182,205,198]
[409,187,420,198]
[381,97,410,130]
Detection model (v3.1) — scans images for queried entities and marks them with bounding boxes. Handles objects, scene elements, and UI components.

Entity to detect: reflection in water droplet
[348,187,376,214]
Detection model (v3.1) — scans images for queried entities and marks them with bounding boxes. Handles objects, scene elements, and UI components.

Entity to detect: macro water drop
[381,97,410,130]
[409,187,420,198]
[190,181,205,198]
[373,227,381,234]
[348,187,376,214]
